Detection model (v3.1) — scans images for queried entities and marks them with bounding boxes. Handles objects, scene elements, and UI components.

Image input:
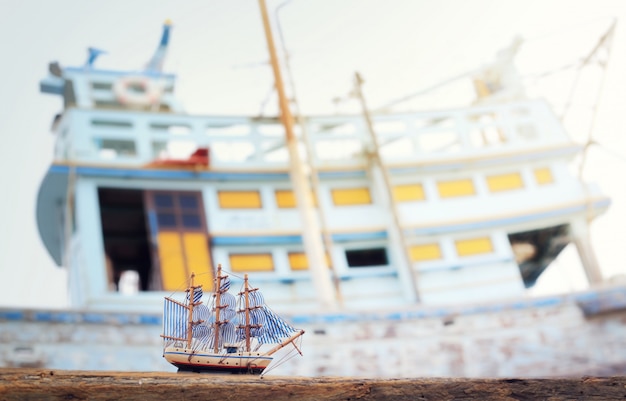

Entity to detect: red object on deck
[147,147,210,169]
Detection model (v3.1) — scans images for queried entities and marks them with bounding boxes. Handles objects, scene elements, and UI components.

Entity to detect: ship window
[151,191,207,233]
[409,243,442,261]
[455,237,493,257]
[393,184,426,202]
[417,131,461,154]
[331,188,372,206]
[180,194,199,209]
[206,123,251,136]
[229,253,274,272]
[486,172,524,192]
[534,167,554,185]
[275,190,317,208]
[182,214,202,228]
[94,138,137,159]
[154,194,174,208]
[91,119,132,128]
[276,190,296,208]
[288,252,309,270]
[157,213,176,228]
[91,82,113,90]
[437,179,475,198]
[150,123,191,135]
[346,247,388,267]
[218,191,262,209]
[288,252,331,271]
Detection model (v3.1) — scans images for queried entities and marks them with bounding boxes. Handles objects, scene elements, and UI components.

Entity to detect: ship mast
[186,273,196,349]
[244,274,251,352]
[213,264,224,353]
[258,0,336,309]
[352,73,420,302]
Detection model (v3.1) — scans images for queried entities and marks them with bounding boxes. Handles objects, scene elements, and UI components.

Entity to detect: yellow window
[534,167,554,185]
[275,190,317,208]
[229,253,274,272]
[486,172,524,192]
[331,188,371,206]
[437,179,475,198]
[393,184,426,202]
[288,252,331,271]
[409,243,442,261]
[218,191,262,209]
[455,237,493,256]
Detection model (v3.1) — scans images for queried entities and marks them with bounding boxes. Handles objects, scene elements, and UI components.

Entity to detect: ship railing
[54,99,574,169]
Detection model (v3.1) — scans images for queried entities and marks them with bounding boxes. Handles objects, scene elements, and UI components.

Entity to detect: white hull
[163,346,272,373]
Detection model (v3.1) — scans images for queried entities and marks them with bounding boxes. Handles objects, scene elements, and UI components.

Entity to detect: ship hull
[163,346,272,374]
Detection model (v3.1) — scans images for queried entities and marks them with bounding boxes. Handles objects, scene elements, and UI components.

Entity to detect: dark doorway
[508,224,570,288]
[98,188,153,291]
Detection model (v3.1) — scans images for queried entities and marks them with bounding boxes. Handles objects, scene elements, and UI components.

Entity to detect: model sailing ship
[162,265,304,373]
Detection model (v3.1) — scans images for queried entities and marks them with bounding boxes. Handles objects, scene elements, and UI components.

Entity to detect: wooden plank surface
[1,368,625,400]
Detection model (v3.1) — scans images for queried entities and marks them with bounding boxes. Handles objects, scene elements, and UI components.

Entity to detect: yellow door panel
[158,232,187,291]
[183,233,213,291]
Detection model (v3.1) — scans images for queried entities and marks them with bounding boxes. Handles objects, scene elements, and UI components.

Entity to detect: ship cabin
[37,52,609,312]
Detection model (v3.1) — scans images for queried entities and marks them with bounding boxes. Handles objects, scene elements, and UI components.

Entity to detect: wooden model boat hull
[163,346,272,374]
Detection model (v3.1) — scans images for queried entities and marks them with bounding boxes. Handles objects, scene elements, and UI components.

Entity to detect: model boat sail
[161,264,305,374]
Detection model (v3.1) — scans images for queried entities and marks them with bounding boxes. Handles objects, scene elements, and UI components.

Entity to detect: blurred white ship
[1,15,625,377]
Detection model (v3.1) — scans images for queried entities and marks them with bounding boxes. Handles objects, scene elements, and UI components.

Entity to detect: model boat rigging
[161,264,305,374]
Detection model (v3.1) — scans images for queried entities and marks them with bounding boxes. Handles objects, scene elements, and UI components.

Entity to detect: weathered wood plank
[1,369,626,400]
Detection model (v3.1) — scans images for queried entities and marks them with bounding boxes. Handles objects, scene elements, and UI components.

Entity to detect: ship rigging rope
[259,335,304,378]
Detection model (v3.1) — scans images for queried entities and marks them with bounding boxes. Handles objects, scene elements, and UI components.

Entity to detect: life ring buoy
[113,76,162,107]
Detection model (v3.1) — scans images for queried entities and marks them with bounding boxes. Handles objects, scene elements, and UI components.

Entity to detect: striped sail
[162,298,187,344]
[186,286,203,304]
[207,322,237,349]
[255,306,299,345]
[236,290,298,344]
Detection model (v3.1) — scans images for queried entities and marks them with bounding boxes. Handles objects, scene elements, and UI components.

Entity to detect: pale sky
[1,0,625,308]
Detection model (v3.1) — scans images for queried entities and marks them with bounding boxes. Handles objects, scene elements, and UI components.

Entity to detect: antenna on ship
[84,47,107,68]
[146,19,172,73]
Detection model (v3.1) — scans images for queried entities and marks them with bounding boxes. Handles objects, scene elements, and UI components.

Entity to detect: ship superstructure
[35,21,609,314]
